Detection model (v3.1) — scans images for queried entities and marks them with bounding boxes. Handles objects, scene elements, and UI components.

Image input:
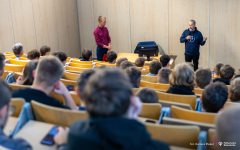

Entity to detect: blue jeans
[97,47,108,61]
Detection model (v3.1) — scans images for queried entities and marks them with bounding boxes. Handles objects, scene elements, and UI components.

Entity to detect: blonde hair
[169,63,195,90]
[35,56,64,87]
[229,78,240,102]
[98,16,106,23]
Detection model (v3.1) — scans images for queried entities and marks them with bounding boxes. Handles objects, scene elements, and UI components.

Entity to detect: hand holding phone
[41,126,59,146]
[54,127,69,146]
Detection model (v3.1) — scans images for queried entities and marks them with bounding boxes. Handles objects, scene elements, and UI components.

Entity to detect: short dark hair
[149,61,162,75]
[202,82,228,113]
[157,68,172,84]
[116,57,128,68]
[27,49,40,60]
[82,49,92,61]
[40,45,51,56]
[83,68,133,117]
[77,69,96,99]
[160,55,170,67]
[0,53,5,70]
[0,78,11,109]
[21,60,39,85]
[53,52,67,62]
[135,58,145,67]
[136,88,158,103]
[12,43,23,55]
[220,64,235,80]
[120,60,133,70]
[107,51,117,63]
[214,63,224,75]
[195,68,212,89]
[124,66,141,88]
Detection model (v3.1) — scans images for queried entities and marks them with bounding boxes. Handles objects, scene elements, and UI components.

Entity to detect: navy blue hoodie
[180,27,205,55]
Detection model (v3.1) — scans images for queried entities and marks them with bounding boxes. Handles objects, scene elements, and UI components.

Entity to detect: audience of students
[213,63,224,78]
[81,49,92,61]
[157,68,172,84]
[166,63,195,95]
[160,55,170,68]
[54,68,169,150]
[107,51,117,64]
[27,49,40,60]
[0,53,5,77]
[195,68,212,89]
[135,57,145,67]
[201,82,228,113]
[124,66,141,88]
[120,60,134,70]
[146,61,162,76]
[136,88,159,103]
[116,57,128,68]
[213,64,235,85]
[12,43,24,59]
[40,45,51,56]
[52,52,68,66]
[12,56,77,110]
[229,78,240,103]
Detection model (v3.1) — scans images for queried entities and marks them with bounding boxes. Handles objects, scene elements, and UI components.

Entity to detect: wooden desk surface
[4,117,18,136]
[14,120,57,150]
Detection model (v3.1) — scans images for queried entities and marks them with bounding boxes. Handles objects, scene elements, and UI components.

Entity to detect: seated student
[12,56,77,110]
[27,49,40,60]
[107,51,117,64]
[187,62,194,71]
[136,88,158,103]
[157,68,172,84]
[12,43,24,59]
[76,69,96,110]
[0,53,5,77]
[213,64,235,85]
[160,55,170,68]
[135,57,145,67]
[116,57,128,68]
[166,63,195,95]
[120,60,134,70]
[54,68,170,150]
[146,61,162,76]
[229,78,240,103]
[233,68,240,79]
[124,66,141,88]
[52,52,67,66]
[0,78,32,150]
[16,60,38,85]
[81,49,92,61]
[215,105,240,150]
[200,82,228,113]
[40,45,51,56]
[195,68,212,89]
[213,63,224,78]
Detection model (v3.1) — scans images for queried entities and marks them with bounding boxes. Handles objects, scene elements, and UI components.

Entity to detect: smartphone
[145,120,156,124]
[41,126,58,146]
[66,85,74,91]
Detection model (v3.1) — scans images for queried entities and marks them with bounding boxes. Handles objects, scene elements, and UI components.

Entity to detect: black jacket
[166,86,195,95]
[213,78,230,85]
[67,117,170,150]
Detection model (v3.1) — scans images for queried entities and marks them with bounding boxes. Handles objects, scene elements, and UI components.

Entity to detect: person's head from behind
[82,49,92,61]
[83,68,137,117]
[77,69,96,100]
[135,57,145,67]
[169,63,195,90]
[12,43,23,56]
[136,88,158,103]
[220,64,235,80]
[107,51,117,64]
[149,61,162,75]
[21,60,38,85]
[214,63,224,77]
[187,62,194,71]
[0,79,12,129]
[98,16,106,27]
[0,53,5,77]
[229,78,240,102]
[116,57,128,68]
[124,66,141,88]
[215,105,240,150]
[201,82,228,113]
[27,49,40,60]
[157,68,172,84]
[160,55,170,67]
[195,68,212,89]
[120,60,133,70]
[33,56,64,89]
[40,45,51,56]
[53,52,67,66]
